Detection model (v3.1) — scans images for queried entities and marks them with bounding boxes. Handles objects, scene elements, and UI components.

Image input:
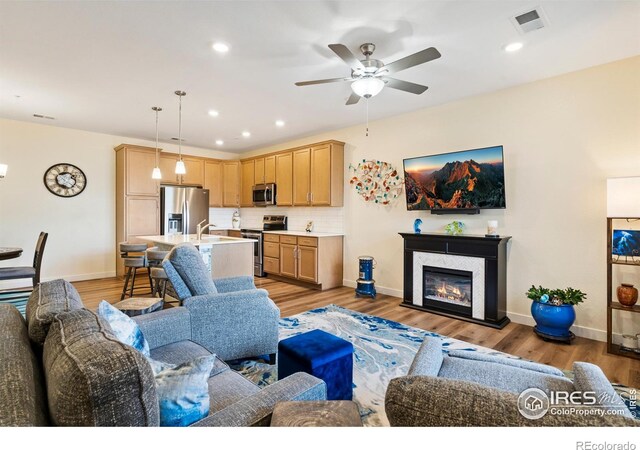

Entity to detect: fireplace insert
[423,266,473,317]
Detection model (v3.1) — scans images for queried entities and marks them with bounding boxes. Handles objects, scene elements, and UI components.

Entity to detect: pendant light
[174,90,187,175]
[151,106,162,180]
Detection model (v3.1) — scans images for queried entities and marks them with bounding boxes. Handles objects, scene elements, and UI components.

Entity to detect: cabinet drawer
[264,234,280,243]
[228,230,242,238]
[280,235,297,245]
[264,242,280,258]
[209,230,228,236]
[264,257,280,275]
[297,236,318,247]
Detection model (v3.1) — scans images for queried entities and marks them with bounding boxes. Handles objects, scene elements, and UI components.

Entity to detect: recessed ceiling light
[215,139,224,146]
[212,42,230,53]
[208,110,219,117]
[504,42,524,53]
[275,120,285,127]
[242,131,251,138]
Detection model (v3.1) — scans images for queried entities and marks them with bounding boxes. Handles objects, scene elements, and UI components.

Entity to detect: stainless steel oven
[252,183,276,206]
[241,215,287,277]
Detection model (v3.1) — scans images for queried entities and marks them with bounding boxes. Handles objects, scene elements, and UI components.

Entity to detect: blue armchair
[160,243,280,362]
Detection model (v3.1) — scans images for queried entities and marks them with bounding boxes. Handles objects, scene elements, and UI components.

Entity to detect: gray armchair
[159,243,279,362]
[385,337,638,427]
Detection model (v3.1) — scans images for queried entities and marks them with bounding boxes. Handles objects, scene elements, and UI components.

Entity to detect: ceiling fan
[295,43,441,105]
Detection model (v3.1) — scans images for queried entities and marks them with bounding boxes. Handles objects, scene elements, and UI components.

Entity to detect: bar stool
[146,247,169,298]
[119,243,150,300]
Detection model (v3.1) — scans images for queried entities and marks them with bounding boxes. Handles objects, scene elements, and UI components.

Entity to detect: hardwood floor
[73,276,640,387]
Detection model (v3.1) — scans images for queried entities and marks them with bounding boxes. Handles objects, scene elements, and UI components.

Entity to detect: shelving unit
[606,217,640,360]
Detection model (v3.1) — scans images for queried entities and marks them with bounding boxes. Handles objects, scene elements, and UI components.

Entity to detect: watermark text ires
[517,387,637,420]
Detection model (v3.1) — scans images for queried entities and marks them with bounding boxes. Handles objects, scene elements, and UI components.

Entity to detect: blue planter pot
[531,301,576,338]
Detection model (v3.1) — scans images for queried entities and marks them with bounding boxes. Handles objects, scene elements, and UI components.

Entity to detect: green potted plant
[526,285,586,341]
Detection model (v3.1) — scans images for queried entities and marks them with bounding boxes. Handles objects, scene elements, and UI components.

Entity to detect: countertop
[262,230,344,238]
[138,234,257,247]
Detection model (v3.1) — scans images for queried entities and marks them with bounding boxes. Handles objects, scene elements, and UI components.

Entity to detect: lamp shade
[607,177,640,218]
[151,167,162,180]
[175,160,186,175]
[0,164,7,178]
[351,77,384,98]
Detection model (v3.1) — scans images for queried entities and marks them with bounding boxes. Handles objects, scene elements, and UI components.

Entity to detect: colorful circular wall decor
[348,159,404,205]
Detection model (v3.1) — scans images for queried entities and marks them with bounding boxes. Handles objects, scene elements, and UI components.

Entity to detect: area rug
[0,290,30,317]
[231,304,638,426]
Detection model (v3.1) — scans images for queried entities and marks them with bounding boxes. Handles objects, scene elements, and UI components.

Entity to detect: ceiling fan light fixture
[351,77,384,98]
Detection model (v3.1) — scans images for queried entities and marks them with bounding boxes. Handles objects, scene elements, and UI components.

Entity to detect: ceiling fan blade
[295,77,353,86]
[346,92,360,105]
[381,47,441,75]
[382,77,429,95]
[328,44,365,70]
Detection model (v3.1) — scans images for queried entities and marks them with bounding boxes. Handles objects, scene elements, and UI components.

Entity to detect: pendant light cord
[178,94,183,161]
[155,108,160,167]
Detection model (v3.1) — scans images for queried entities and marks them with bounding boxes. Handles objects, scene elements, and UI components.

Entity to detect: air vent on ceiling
[510,6,549,34]
[33,114,55,120]
[171,137,186,142]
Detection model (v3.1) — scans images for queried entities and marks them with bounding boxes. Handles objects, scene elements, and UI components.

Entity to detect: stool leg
[130,268,137,298]
[161,279,168,300]
[147,268,153,295]
[121,267,132,300]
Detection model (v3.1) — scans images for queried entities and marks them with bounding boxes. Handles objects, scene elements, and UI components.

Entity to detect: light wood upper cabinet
[310,145,331,206]
[222,161,240,207]
[240,160,255,207]
[293,148,311,206]
[124,147,159,196]
[180,157,204,186]
[265,155,276,184]
[275,152,293,206]
[204,160,223,207]
[159,153,180,184]
[254,157,265,185]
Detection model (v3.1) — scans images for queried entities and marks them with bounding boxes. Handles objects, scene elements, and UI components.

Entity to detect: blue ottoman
[278,329,354,401]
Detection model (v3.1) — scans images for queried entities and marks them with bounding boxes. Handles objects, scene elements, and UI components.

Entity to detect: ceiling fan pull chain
[366,98,369,137]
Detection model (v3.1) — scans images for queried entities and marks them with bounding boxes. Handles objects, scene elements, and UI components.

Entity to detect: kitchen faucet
[196,219,217,240]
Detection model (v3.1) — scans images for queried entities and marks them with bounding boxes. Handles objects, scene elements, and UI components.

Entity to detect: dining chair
[0,232,48,289]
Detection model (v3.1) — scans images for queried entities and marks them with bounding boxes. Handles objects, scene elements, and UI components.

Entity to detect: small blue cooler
[355,256,376,299]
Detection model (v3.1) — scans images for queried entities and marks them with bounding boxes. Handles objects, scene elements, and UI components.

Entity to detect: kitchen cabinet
[265,155,276,183]
[159,153,180,184]
[126,196,160,237]
[264,232,343,290]
[275,152,293,206]
[228,230,242,238]
[209,230,228,236]
[293,148,311,205]
[310,144,332,206]
[254,157,265,185]
[222,161,240,207]
[180,157,204,186]
[124,147,159,196]
[240,160,255,207]
[204,160,223,207]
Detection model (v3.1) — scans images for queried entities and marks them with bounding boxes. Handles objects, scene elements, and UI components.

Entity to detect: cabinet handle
[310,192,314,202]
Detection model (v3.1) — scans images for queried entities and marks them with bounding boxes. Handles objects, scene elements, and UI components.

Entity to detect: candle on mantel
[487,220,498,236]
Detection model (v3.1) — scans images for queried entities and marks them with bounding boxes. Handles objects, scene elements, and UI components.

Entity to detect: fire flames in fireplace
[423,267,472,308]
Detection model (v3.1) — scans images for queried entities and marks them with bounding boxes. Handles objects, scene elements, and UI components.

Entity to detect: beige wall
[0,119,237,287]
[242,56,640,341]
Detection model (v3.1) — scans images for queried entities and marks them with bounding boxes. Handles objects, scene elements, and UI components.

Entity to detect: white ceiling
[1,1,639,153]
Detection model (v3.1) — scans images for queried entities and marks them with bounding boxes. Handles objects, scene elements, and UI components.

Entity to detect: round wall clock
[43,163,87,197]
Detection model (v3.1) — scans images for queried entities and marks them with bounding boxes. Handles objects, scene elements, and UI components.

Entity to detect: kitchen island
[138,234,256,279]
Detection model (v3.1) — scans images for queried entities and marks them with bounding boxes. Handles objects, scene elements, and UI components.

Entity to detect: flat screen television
[403,145,506,212]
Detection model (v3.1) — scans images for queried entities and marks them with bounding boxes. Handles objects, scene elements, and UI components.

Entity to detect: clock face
[43,163,87,197]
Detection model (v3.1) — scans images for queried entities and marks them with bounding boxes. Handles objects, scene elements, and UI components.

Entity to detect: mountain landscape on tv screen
[405,159,506,210]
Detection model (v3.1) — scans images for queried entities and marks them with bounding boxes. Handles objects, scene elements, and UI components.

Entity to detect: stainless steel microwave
[252,183,276,206]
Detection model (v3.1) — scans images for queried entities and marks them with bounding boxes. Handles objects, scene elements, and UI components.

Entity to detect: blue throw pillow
[155,354,215,427]
[97,300,150,357]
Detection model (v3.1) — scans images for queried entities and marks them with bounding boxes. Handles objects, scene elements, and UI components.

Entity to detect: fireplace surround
[399,232,511,328]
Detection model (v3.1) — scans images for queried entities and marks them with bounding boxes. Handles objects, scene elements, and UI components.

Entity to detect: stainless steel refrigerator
[160,186,210,235]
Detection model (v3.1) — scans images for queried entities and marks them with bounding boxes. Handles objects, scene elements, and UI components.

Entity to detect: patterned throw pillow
[155,355,215,427]
[97,301,150,357]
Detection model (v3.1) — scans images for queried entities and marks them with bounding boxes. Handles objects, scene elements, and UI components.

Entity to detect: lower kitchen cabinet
[264,233,343,290]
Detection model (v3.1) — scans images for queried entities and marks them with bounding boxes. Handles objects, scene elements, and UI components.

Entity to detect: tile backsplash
[209,207,344,233]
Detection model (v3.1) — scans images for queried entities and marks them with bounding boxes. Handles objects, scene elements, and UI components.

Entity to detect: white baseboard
[342,279,403,298]
[342,279,609,343]
[0,271,116,290]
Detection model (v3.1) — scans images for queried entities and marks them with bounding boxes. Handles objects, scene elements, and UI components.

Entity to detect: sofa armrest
[132,307,192,350]
[447,350,565,377]
[183,290,280,360]
[212,276,256,293]
[385,376,638,427]
[408,337,444,377]
[191,372,327,427]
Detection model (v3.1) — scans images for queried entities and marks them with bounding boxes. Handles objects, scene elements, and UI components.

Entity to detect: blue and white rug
[231,304,637,426]
[0,290,30,317]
